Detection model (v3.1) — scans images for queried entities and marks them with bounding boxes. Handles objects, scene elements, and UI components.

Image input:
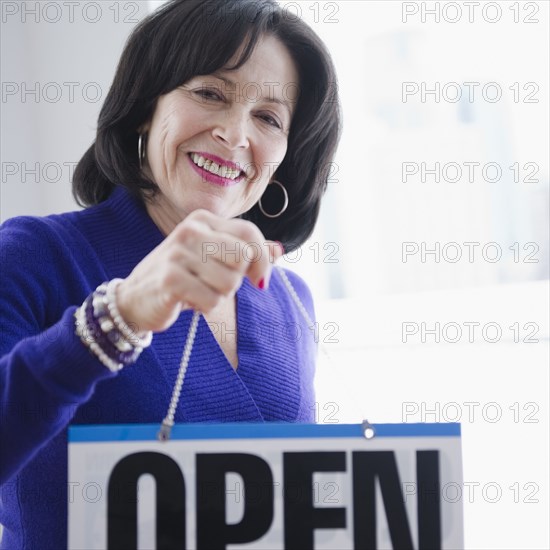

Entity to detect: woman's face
[142,34,299,234]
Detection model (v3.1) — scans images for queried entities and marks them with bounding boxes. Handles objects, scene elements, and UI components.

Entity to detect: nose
[212,108,250,150]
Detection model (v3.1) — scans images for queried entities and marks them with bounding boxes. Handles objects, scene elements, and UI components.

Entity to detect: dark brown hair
[72,0,341,252]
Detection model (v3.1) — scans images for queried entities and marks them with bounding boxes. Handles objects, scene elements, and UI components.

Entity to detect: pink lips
[188,152,245,187]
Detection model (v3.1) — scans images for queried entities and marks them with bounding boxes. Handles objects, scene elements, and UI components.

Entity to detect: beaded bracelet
[105,279,152,348]
[74,300,124,372]
[91,287,133,352]
[83,296,141,365]
[74,280,153,373]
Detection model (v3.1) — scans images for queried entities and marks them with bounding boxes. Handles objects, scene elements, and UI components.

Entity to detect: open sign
[68,423,463,549]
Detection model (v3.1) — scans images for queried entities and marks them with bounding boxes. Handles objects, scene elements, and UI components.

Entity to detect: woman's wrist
[113,279,137,334]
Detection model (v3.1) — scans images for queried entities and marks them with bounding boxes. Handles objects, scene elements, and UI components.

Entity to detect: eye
[194,88,223,101]
[257,113,282,129]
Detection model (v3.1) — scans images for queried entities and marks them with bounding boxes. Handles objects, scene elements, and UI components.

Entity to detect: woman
[0,0,340,547]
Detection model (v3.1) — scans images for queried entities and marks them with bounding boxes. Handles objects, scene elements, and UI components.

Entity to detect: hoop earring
[138,133,147,169]
[258,180,289,218]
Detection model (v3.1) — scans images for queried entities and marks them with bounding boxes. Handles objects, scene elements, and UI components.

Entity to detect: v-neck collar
[148,281,267,423]
[148,273,310,424]
[202,293,240,372]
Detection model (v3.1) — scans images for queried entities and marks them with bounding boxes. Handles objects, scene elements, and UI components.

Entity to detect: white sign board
[68,422,463,549]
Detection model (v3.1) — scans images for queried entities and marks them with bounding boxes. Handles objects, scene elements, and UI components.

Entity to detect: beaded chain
[158,310,200,441]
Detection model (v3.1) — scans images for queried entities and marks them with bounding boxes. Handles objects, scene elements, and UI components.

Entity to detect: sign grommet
[362,419,376,439]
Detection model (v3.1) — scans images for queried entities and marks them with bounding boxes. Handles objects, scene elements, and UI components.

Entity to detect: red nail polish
[258,278,265,290]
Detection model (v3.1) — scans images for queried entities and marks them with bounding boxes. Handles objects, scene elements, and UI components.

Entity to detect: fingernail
[258,278,265,290]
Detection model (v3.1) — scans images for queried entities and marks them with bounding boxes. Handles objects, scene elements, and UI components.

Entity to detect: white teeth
[190,153,241,180]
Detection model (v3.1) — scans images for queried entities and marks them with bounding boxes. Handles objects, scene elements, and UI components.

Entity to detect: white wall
[1,0,150,219]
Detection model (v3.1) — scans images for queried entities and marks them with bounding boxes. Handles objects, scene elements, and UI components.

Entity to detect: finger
[163,267,223,315]
[219,220,273,288]
[184,253,245,297]
[172,215,253,273]
[196,232,253,273]
[177,211,273,289]
[265,240,285,262]
[188,234,272,292]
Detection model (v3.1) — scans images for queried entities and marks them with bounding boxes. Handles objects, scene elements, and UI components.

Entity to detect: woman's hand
[116,210,283,333]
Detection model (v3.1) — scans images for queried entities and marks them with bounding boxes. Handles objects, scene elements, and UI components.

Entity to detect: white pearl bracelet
[105,278,153,348]
[74,279,153,373]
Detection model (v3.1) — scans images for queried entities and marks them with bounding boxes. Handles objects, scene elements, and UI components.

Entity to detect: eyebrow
[210,72,295,117]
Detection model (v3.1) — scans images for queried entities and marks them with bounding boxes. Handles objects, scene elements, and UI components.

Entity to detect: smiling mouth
[189,152,245,181]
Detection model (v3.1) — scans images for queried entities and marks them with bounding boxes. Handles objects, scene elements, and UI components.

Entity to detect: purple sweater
[0,186,316,549]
